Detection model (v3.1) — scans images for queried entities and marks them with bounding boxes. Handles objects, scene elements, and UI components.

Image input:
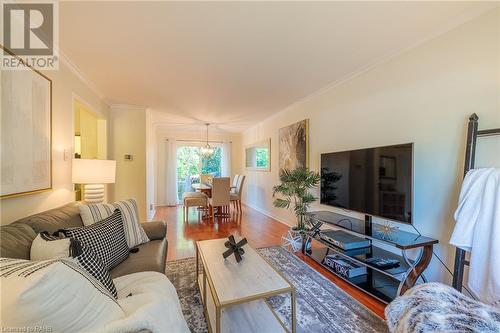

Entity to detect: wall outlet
[124,154,133,161]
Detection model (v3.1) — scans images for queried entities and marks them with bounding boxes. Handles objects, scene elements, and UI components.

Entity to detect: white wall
[155,129,242,206]
[109,105,147,221]
[1,61,109,225]
[145,109,156,220]
[240,8,500,285]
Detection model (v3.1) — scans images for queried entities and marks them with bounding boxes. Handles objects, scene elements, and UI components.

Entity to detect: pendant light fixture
[200,123,215,158]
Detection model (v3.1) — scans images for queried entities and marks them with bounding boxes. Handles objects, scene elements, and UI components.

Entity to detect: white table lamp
[72,159,116,203]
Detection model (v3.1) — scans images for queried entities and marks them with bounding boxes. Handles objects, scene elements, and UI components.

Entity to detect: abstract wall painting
[1,47,52,198]
[278,119,309,171]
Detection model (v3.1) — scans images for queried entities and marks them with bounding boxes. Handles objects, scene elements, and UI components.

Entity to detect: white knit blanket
[102,271,190,333]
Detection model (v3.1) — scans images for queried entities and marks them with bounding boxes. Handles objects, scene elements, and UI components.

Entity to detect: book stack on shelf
[305,210,439,303]
[324,255,367,279]
[320,230,371,279]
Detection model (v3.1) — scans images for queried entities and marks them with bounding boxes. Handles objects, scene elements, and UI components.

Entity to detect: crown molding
[243,3,499,135]
[109,103,148,111]
[60,50,148,110]
[59,50,107,103]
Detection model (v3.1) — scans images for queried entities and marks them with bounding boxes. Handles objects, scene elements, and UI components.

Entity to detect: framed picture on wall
[1,46,52,198]
[245,139,271,171]
[278,119,309,171]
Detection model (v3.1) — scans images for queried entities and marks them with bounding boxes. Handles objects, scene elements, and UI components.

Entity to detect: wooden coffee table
[196,238,296,333]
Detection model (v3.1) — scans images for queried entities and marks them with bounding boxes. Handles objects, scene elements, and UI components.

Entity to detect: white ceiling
[60,1,495,132]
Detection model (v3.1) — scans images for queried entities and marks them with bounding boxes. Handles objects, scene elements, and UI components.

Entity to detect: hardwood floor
[154,204,386,318]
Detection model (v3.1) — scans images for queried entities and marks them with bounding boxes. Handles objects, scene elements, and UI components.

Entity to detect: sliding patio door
[176,145,222,202]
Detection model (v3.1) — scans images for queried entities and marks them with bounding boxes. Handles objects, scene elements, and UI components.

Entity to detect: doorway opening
[73,98,107,200]
[176,146,222,202]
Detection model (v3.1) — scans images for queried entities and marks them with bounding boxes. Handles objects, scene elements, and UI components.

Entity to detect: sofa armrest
[141,221,166,240]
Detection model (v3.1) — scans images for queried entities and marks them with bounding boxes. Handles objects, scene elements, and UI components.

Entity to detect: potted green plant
[272,168,321,232]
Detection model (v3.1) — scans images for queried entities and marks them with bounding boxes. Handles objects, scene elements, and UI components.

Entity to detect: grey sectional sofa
[0,202,168,278]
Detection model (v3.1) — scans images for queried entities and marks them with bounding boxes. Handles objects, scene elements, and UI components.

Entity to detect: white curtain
[165,138,178,205]
[221,141,232,177]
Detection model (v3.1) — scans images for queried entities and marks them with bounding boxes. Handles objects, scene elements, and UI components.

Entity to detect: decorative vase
[281,229,302,252]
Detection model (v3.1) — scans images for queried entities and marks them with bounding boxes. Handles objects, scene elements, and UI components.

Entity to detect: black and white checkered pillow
[70,239,117,298]
[28,232,118,298]
[60,209,129,270]
[79,199,149,248]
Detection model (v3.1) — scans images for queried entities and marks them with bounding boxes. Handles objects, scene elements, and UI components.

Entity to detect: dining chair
[230,175,240,194]
[182,192,208,222]
[230,175,245,213]
[208,177,230,221]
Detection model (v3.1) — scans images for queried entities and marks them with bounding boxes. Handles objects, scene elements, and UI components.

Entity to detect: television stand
[303,211,438,304]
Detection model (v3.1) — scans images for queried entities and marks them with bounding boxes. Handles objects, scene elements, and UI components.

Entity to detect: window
[201,147,222,177]
[176,146,222,202]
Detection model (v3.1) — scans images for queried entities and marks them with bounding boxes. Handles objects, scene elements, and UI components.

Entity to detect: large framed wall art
[1,46,52,198]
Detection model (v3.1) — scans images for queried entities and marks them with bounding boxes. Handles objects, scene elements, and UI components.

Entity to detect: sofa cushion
[61,209,129,270]
[17,202,84,234]
[79,199,150,248]
[0,222,37,259]
[110,239,167,278]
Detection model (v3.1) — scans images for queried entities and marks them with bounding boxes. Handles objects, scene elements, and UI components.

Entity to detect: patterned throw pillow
[71,239,118,297]
[79,199,150,248]
[60,209,129,270]
[30,231,118,297]
[0,258,124,332]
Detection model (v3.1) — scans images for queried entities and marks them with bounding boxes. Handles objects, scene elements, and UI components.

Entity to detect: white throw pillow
[30,232,71,261]
[79,199,149,248]
[0,258,124,332]
[31,231,119,297]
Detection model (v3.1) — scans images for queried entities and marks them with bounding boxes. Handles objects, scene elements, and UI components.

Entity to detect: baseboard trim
[242,201,292,228]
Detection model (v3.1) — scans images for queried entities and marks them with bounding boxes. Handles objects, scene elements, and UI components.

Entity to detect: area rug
[166,246,388,333]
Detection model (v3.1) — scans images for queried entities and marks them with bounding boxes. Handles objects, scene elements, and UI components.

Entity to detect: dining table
[192,183,212,197]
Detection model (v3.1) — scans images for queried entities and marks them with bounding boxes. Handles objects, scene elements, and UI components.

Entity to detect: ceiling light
[200,123,215,158]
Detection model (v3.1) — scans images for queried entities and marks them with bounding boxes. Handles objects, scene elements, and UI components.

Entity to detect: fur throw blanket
[385,283,500,333]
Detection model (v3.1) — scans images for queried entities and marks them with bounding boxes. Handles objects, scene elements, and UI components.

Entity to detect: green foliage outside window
[176,147,200,183]
[201,147,222,176]
[176,146,222,201]
[255,148,269,167]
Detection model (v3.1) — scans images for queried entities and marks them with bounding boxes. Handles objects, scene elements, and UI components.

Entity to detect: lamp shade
[72,159,116,184]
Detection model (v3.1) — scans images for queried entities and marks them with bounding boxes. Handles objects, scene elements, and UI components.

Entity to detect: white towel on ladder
[450,168,500,305]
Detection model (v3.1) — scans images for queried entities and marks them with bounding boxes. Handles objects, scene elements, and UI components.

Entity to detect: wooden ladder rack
[452,113,500,291]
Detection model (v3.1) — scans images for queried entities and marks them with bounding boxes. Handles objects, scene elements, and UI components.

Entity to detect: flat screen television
[320,143,413,224]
